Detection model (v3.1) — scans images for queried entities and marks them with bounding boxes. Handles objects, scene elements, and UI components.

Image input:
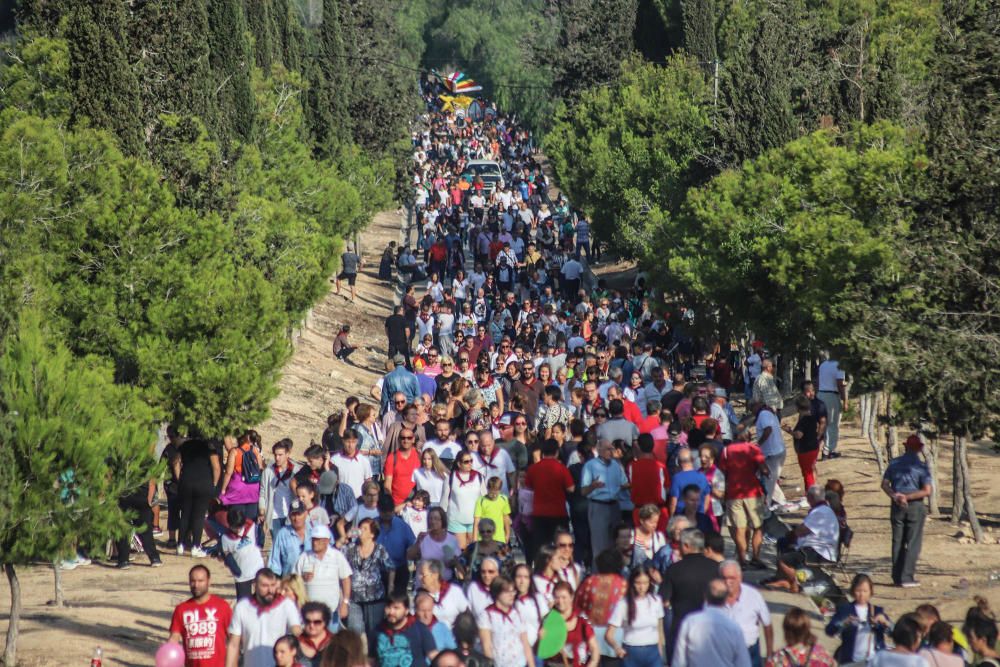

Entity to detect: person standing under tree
[881,435,933,588]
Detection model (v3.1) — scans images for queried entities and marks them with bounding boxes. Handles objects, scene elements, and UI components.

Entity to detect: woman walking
[174,437,221,557]
[606,566,665,667]
[344,518,394,655]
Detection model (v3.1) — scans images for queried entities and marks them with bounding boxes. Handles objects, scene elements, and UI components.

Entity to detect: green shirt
[474,494,511,543]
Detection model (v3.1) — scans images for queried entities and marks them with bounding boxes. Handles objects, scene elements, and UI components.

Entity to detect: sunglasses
[395,399,407,404]
[400,436,415,441]
[460,458,473,464]
[515,421,527,426]
[595,412,608,418]
[557,541,574,548]
[305,618,325,625]
[442,363,453,368]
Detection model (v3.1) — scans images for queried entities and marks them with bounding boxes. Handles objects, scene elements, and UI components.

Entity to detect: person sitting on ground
[765,485,839,594]
[333,325,356,363]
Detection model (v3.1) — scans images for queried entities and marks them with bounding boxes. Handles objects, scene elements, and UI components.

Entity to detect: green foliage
[128,0,216,142]
[206,0,256,145]
[304,0,350,157]
[682,0,718,63]
[548,0,638,105]
[668,122,926,355]
[0,35,72,121]
[834,0,999,436]
[546,56,714,255]
[245,0,281,71]
[65,0,143,154]
[0,311,158,564]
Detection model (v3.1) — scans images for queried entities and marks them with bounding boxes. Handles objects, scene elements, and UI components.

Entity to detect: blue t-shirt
[376,618,435,667]
[377,516,416,568]
[669,469,711,512]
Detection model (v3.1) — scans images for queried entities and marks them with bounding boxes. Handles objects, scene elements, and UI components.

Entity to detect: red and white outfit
[478,604,528,667]
[516,593,550,648]
[227,595,302,667]
[468,579,494,619]
[425,581,470,628]
[330,451,373,499]
[474,447,516,495]
[169,594,232,667]
[559,562,586,592]
[532,573,559,605]
[563,614,597,667]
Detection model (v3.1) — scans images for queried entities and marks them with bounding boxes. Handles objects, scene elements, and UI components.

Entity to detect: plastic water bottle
[91,647,103,667]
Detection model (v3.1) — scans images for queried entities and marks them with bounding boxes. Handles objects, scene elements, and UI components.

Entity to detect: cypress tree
[207,0,256,145]
[128,0,217,143]
[273,0,305,72]
[66,0,144,155]
[305,0,351,157]
[244,0,280,72]
[681,0,717,65]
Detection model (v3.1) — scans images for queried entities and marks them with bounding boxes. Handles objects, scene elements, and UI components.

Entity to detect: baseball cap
[498,414,513,427]
[288,499,307,515]
[393,353,407,366]
[317,470,339,495]
[311,525,333,541]
[714,387,728,398]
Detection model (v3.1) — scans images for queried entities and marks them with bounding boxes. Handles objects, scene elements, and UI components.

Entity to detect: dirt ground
[2,211,999,665]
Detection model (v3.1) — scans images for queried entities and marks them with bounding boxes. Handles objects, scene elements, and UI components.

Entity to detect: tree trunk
[3,564,20,667]
[956,436,984,542]
[883,389,897,461]
[951,434,966,526]
[52,562,64,607]
[923,433,941,516]
[860,393,885,474]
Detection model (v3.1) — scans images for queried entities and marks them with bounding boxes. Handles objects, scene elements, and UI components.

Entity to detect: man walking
[817,356,847,458]
[336,243,362,302]
[661,528,723,656]
[226,568,302,667]
[170,565,233,667]
[580,440,627,567]
[753,401,787,513]
[672,579,750,667]
[268,499,310,577]
[752,359,783,413]
[720,560,773,667]
[294,525,353,630]
[882,435,933,587]
[385,308,412,370]
[380,354,420,414]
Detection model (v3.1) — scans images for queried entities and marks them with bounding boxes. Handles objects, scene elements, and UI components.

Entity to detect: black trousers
[530,516,569,563]
[178,480,215,549]
[891,501,926,584]
[116,495,159,565]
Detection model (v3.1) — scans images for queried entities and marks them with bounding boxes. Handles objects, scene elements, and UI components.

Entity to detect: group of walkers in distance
[142,76,1000,667]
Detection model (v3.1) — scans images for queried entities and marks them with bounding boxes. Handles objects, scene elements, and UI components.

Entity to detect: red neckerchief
[248,593,286,616]
[309,468,322,483]
[480,448,499,467]
[535,573,556,593]
[299,631,333,652]
[454,470,480,487]
[485,603,516,623]
[380,614,418,638]
[419,580,451,603]
[227,519,254,540]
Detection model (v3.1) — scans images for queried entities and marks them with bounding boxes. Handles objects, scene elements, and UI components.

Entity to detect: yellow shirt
[474,494,511,543]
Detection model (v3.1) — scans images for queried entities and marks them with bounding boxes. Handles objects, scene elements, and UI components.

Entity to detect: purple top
[219,450,260,506]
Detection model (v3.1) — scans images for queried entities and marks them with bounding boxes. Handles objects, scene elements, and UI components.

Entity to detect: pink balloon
[154,641,186,667]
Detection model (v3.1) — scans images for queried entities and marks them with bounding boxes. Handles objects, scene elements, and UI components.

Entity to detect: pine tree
[273,0,305,71]
[65,0,144,155]
[207,0,256,145]
[0,311,158,666]
[549,0,639,102]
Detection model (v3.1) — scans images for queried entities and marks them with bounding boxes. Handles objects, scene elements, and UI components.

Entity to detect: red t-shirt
[692,414,709,429]
[638,415,661,435]
[169,595,232,667]
[525,458,574,517]
[562,615,596,667]
[628,458,668,508]
[384,448,421,505]
[717,442,765,499]
[622,399,643,426]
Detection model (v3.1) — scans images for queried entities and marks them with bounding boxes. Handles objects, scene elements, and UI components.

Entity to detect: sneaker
[153,528,164,536]
[58,559,79,571]
[176,545,185,557]
[900,581,921,588]
[190,546,208,558]
[117,562,132,570]
[150,560,164,568]
[762,533,777,545]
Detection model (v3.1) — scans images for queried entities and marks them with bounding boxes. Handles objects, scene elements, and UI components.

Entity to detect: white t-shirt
[755,409,785,456]
[437,312,456,336]
[723,585,771,648]
[478,605,528,667]
[865,651,929,667]
[609,594,664,646]
[293,548,352,611]
[228,596,302,667]
[402,506,428,535]
[447,471,486,524]
[425,439,462,463]
[852,604,877,662]
[220,524,265,583]
[430,583,470,627]
[516,594,550,647]
[416,316,436,339]
[413,468,449,506]
[799,503,840,562]
[467,580,493,619]
[330,453,372,499]
[561,260,583,280]
[473,449,516,495]
[818,360,846,393]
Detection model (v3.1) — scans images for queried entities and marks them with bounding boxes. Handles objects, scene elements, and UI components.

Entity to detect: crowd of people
[149,79,1000,667]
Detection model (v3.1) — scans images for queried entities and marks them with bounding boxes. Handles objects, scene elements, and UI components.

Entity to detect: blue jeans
[623,644,660,667]
[748,640,762,667]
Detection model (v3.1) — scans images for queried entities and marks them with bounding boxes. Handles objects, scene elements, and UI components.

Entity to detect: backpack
[237,443,261,484]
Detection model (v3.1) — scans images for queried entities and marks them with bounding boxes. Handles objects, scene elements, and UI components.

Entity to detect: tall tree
[305,0,351,157]
[244,0,281,72]
[206,0,256,145]
[272,0,306,71]
[681,0,717,64]
[549,0,639,102]
[127,0,217,148]
[65,0,143,155]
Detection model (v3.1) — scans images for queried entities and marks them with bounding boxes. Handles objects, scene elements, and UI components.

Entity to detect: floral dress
[765,642,836,667]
